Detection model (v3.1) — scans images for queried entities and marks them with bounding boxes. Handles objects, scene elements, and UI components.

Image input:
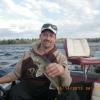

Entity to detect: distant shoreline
[0,38,100,45]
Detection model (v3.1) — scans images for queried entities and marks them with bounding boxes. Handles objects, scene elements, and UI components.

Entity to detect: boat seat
[64,38,100,81]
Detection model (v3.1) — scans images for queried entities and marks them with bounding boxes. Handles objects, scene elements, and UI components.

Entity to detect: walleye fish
[30,50,61,93]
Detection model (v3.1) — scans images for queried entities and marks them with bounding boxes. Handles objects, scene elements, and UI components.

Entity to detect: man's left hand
[45,63,64,77]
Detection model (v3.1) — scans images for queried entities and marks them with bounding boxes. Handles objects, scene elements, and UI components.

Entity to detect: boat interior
[63,38,100,100]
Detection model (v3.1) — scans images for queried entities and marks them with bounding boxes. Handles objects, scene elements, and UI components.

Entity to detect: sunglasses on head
[42,24,57,31]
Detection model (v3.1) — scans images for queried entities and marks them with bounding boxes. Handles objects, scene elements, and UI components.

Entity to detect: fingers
[45,63,64,77]
[46,66,58,77]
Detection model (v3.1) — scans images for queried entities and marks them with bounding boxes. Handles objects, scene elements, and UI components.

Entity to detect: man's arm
[58,53,72,87]
[46,50,72,87]
[0,50,32,84]
[0,72,18,84]
[0,52,26,84]
[46,62,72,87]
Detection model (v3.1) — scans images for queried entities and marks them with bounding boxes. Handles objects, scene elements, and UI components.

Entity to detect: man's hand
[45,63,64,77]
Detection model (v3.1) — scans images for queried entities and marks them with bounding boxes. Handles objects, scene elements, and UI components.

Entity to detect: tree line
[0,38,100,44]
[87,38,100,42]
[0,39,37,44]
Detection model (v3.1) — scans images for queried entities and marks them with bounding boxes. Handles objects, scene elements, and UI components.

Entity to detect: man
[0,23,72,100]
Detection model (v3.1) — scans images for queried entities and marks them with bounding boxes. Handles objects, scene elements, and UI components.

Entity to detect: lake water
[0,44,32,68]
[0,43,100,68]
[0,43,64,68]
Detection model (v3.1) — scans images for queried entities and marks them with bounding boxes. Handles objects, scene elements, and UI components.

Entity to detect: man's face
[40,30,56,49]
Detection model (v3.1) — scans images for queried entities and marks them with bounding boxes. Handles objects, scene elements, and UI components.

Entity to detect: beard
[42,40,54,49]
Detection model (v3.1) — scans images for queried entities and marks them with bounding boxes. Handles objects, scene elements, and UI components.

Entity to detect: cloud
[0,0,100,39]
[2,0,39,19]
[0,28,38,40]
[0,19,43,34]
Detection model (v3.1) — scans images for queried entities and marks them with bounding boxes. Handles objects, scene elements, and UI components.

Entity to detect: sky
[0,0,100,40]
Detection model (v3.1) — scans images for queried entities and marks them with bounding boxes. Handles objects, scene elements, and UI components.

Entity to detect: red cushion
[68,57,100,65]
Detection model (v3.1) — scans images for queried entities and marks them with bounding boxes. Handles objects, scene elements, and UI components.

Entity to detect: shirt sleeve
[54,50,72,87]
[6,52,26,81]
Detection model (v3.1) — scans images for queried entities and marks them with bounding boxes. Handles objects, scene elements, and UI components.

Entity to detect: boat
[0,38,100,100]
